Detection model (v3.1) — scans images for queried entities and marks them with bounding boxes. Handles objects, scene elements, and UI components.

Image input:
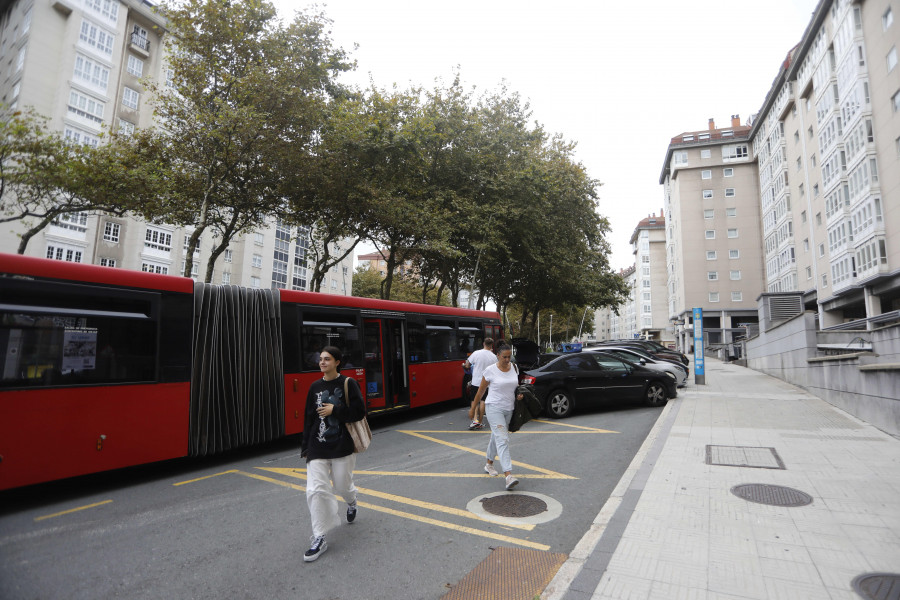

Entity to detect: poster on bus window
[62,329,97,371]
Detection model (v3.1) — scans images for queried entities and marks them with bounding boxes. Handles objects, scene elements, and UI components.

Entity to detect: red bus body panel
[279,288,500,321]
[409,361,464,408]
[0,382,190,491]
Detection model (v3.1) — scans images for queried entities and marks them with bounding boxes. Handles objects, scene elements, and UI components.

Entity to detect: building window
[808,126,814,139]
[252,253,262,268]
[816,212,822,225]
[700,149,711,158]
[84,0,119,24]
[888,47,898,72]
[810,154,816,168]
[122,87,139,110]
[222,272,231,285]
[118,119,135,136]
[141,262,168,275]
[885,6,894,29]
[224,249,233,263]
[703,189,713,199]
[46,243,84,263]
[254,233,264,246]
[822,274,828,287]
[67,90,105,126]
[131,25,149,50]
[126,55,143,77]
[794,130,800,143]
[806,266,812,279]
[727,228,738,238]
[705,230,715,239]
[707,251,717,260]
[699,133,710,141]
[144,227,172,252]
[730,270,741,280]
[103,221,120,242]
[704,209,714,219]
[813,184,819,197]
[726,208,737,217]
[64,126,101,148]
[250,276,261,289]
[893,90,900,112]
[803,239,810,252]
[708,271,718,281]
[729,249,740,259]
[99,257,116,268]
[683,135,694,142]
[709,292,720,302]
[731,291,742,302]
[801,210,807,223]
[673,151,688,166]
[73,54,109,92]
[79,19,114,57]
[799,183,805,197]
[723,168,733,177]
[701,170,712,179]
[721,144,748,160]
[724,188,735,197]
[819,243,825,257]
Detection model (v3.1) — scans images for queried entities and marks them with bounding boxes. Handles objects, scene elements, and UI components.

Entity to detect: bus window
[0,307,158,388]
[425,319,456,362]
[458,322,482,356]
[300,311,361,371]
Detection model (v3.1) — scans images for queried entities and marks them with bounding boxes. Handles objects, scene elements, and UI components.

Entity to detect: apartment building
[0,0,352,293]
[659,116,765,355]
[629,211,673,345]
[608,265,637,341]
[751,0,900,328]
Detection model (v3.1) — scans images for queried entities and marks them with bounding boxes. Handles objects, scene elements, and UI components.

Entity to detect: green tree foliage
[149,0,352,281]
[0,108,167,253]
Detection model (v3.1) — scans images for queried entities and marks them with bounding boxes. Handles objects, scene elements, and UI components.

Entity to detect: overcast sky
[273,0,820,271]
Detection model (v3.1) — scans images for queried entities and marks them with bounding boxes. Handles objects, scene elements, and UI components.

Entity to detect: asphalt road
[0,398,664,600]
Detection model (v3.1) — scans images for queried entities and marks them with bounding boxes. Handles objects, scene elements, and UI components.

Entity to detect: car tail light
[521,375,536,385]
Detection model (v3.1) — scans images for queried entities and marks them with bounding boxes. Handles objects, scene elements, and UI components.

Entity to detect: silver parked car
[584,346,688,387]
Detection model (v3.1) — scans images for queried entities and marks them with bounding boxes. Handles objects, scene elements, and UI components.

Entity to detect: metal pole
[577,306,589,341]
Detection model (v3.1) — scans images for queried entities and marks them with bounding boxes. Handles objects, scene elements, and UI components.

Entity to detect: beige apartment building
[0,0,352,293]
[628,212,673,345]
[751,0,900,328]
[659,116,766,355]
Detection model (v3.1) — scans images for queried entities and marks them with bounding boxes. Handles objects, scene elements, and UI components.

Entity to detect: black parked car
[521,352,676,418]
[595,340,689,366]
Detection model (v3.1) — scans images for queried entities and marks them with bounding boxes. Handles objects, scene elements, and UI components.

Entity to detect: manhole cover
[852,573,900,600]
[730,483,813,507]
[480,494,547,517]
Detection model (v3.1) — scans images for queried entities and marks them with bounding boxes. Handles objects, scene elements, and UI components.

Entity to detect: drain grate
[480,494,547,518]
[852,573,900,600]
[730,483,813,507]
[707,445,785,469]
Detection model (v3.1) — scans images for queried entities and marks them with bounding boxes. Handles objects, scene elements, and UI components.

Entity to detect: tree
[0,108,169,253]
[149,0,353,281]
[351,265,383,298]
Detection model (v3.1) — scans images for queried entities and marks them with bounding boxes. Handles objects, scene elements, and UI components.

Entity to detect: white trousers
[306,454,358,537]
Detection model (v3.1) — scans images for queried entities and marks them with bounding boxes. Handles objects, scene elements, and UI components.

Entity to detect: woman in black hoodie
[300,345,366,562]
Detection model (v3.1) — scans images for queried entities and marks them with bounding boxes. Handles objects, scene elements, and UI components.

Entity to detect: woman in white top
[472,340,523,490]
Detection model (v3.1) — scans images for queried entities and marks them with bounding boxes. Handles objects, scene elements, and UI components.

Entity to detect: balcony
[130,33,150,57]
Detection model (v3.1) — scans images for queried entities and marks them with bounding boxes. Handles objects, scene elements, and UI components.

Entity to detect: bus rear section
[0,255,193,490]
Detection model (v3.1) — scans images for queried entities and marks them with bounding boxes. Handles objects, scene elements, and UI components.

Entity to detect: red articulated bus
[0,253,502,490]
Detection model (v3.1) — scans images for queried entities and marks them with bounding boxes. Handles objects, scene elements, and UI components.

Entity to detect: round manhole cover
[730,483,813,507]
[852,573,900,600]
[480,494,547,518]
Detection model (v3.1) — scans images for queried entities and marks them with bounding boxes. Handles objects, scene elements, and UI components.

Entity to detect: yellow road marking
[35,500,112,522]
[257,467,535,530]
[229,470,546,549]
[173,470,238,486]
[529,420,620,433]
[398,430,577,479]
[348,471,564,479]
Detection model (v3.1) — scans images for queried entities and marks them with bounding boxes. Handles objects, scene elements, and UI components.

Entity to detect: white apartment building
[0,0,353,294]
[751,0,900,328]
[629,212,673,345]
[659,116,765,355]
[608,265,637,341]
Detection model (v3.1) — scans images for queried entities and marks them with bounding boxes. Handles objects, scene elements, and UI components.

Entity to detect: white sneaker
[505,475,519,490]
[484,462,499,476]
[304,535,327,562]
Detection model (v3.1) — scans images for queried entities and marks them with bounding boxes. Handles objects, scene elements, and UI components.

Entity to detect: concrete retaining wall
[745,314,900,437]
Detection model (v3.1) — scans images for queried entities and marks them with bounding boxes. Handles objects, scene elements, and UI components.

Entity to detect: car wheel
[644,382,668,407]
[546,389,573,418]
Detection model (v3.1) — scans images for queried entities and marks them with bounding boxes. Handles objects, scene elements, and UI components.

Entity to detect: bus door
[363,318,409,411]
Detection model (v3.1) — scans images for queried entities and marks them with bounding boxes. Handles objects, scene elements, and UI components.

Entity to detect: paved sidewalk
[543,357,900,600]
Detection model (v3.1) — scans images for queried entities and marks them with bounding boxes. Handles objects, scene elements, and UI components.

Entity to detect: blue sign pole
[693,307,705,385]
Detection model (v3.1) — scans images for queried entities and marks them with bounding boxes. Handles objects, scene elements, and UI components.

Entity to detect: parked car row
[510,338,689,420]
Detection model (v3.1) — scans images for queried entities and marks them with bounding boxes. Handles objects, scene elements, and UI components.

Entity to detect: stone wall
[745,313,900,437]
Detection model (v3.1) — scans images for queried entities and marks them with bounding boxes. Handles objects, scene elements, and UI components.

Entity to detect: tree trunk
[17,212,58,254]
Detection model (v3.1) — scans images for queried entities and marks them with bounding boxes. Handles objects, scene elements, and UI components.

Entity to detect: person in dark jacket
[300,345,366,562]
